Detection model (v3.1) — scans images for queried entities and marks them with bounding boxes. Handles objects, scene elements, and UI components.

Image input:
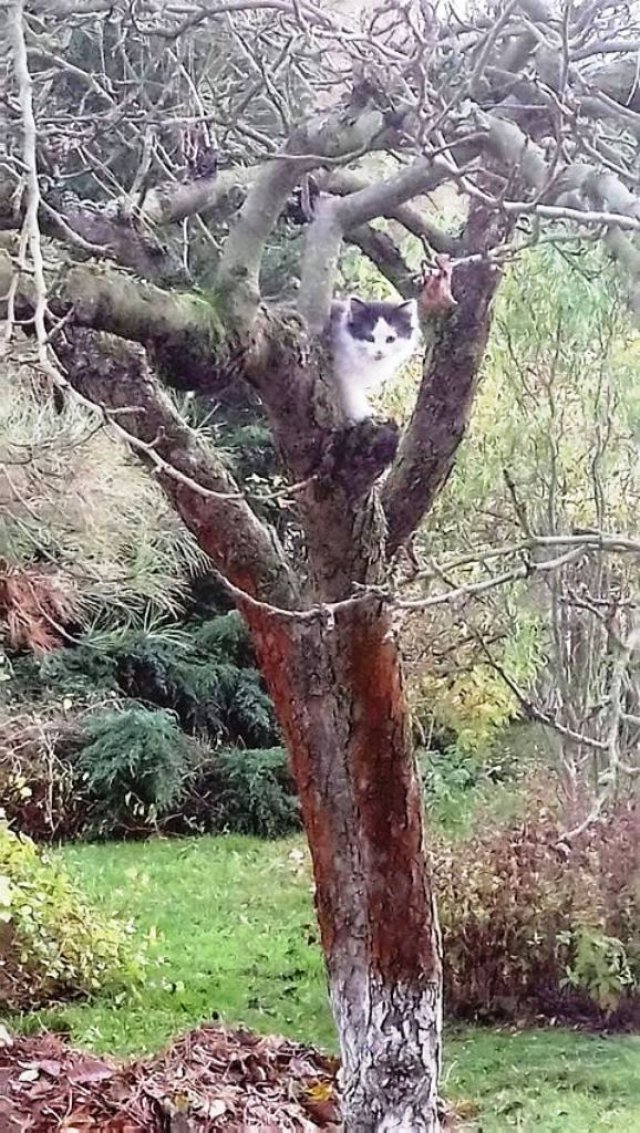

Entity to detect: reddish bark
[383,210,506,554]
[57,254,501,1128]
[243,599,442,1130]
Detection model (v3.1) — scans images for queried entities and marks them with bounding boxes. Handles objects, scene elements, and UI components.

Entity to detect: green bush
[3,608,285,841]
[0,708,297,842]
[10,613,280,751]
[74,713,298,839]
[198,746,300,838]
[419,746,481,832]
[75,706,197,836]
[0,818,144,1009]
[435,795,640,1023]
[112,614,278,747]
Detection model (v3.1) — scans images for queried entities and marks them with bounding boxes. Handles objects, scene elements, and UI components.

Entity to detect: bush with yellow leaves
[0,816,145,1010]
[414,664,517,756]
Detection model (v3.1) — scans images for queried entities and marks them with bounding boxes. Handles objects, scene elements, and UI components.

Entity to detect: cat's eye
[386,335,396,344]
[365,334,375,342]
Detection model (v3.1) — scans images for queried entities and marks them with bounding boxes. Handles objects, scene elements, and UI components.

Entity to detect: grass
[11,834,640,1132]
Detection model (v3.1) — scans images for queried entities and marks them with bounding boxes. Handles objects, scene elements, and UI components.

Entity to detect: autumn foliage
[435,795,640,1024]
[0,565,76,653]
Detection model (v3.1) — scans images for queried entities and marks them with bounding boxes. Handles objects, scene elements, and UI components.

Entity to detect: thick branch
[57,327,297,608]
[382,208,503,554]
[471,109,640,301]
[299,159,447,331]
[217,105,408,330]
[0,167,258,280]
[346,226,414,297]
[0,244,234,393]
[324,169,460,257]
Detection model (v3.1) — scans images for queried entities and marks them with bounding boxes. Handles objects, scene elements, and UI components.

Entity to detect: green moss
[180,290,227,344]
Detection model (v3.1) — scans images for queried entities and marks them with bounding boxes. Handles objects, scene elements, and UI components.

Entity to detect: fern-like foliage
[10,611,279,750]
[75,706,196,835]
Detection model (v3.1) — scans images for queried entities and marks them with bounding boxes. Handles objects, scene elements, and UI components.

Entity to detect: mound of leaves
[0,1025,341,1131]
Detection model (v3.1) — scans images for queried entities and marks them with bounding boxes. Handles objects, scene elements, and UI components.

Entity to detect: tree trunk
[58,321,447,1130]
[242,597,442,1132]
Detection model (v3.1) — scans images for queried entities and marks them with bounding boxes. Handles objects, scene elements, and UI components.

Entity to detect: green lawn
[12,835,640,1132]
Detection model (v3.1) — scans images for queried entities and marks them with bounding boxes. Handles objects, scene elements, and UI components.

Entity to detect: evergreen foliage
[202,747,300,838]
[2,595,291,840]
[74,707,197,836]
[11,611,279,750]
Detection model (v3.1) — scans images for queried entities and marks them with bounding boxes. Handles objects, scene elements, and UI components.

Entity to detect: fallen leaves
[0,1024,341,1131]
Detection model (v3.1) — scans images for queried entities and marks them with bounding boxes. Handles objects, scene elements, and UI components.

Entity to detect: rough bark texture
[57,329,297,608]
[7,2,640,1127]
[383,210,505,554]
[242,600,442,1132]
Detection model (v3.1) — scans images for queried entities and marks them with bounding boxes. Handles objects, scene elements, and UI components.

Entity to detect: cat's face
[344,297,418,365]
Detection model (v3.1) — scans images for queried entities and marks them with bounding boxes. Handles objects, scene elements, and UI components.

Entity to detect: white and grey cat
[329,296,420,422]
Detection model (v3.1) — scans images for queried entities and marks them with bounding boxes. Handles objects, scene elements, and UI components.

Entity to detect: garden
[2,1,640,1129]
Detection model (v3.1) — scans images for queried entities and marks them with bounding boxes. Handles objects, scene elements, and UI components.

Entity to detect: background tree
[3,1,640,1128]
[407,243,639,833]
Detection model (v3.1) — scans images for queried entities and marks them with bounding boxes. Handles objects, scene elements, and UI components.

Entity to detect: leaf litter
[0,1024,342,1131]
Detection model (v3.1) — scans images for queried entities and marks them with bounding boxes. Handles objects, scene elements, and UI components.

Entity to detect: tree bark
[383,207,505,554]
[242,597,442,1132]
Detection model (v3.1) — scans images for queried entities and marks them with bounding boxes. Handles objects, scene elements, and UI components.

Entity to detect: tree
[408,244,640,834]
[3,1,640,1127]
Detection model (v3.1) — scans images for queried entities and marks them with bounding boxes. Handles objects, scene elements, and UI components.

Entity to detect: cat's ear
[398,299,418,317]
[348,296,367,314]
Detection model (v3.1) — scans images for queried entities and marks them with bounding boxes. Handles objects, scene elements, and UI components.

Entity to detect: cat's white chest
[334,334,402,392]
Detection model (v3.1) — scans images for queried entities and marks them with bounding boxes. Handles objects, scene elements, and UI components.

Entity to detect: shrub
[0,818,144,1009]
[0,708,297,842]
[74,706,197,836]
[195,746,300,838]
[415,664,518,756]
[419,746,482,833]
[419,735,531,836]
[0,708,86,841]
[9,613,280,750]
[435,795,640,1023]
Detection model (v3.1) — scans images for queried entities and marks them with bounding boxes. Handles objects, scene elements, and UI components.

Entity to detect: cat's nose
[374,351,384,360]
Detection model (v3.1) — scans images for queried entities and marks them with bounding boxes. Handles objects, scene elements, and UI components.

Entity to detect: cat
[328,296,420,422]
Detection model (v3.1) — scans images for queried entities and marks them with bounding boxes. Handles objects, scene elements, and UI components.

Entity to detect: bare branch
[57,328,298,608]
[382,206,504,553]
[298,159,447,331]
[0,244,232,393]
[346,225,414,297]
[324,169,460,257]
[217,105,406,329]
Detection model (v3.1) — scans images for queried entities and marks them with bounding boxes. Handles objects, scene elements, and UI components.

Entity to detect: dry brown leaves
[0,1025,341,1131]
[0,565,77,652]
[418,256,457,317]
